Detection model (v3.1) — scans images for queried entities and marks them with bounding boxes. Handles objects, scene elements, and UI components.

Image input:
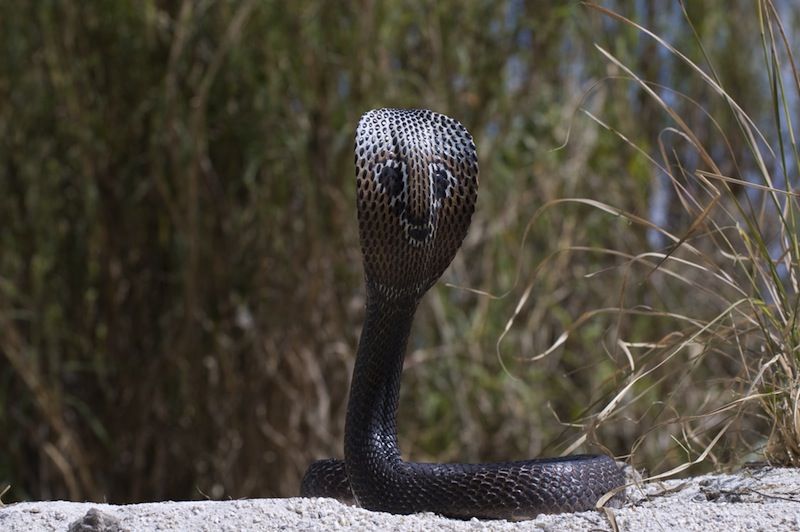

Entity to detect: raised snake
[300,108,625,519]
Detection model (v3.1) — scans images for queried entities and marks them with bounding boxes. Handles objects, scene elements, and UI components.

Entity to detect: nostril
[391,200,404,216]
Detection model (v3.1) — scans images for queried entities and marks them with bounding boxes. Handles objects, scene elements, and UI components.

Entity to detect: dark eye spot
[433,168,449,200]
[379,165,403,197]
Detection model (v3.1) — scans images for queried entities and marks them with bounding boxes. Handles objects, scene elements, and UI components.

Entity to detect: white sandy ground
[1,467,799,531]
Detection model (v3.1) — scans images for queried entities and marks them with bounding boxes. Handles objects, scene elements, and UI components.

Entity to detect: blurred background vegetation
[1,0,798,503]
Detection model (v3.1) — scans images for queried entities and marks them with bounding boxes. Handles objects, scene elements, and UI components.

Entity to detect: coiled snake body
[301,108,625,519]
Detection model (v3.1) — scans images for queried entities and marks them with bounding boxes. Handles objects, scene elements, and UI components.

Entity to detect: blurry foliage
[0,0,797,503]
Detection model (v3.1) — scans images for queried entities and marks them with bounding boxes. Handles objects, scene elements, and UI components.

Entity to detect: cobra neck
[344,287,419,478]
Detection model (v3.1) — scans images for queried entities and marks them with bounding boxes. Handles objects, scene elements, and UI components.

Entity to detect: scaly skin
[301,108,625,519]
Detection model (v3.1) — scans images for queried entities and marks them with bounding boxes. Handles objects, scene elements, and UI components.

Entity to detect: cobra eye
[433,167,449,200]
[379,164,404,197]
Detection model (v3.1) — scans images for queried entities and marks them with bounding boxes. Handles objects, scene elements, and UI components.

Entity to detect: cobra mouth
[401,212,435,245]
[404,221,433,244]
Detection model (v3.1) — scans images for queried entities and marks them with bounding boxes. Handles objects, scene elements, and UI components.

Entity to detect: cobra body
[301,108,625,519]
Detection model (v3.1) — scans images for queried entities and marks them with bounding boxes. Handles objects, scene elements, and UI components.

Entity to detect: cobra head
[354,108,479,301]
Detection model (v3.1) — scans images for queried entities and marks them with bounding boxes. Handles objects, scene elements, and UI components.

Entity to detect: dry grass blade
[584,1,771,158]
[575,0,800,480]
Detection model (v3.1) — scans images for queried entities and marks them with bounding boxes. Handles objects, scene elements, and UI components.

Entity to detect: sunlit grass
[546,0,800,477]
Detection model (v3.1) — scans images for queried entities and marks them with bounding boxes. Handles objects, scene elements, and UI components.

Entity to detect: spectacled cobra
[300,108,625,520]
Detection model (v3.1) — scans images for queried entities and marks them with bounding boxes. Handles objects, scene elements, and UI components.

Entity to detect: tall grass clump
[544,1,800,476]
